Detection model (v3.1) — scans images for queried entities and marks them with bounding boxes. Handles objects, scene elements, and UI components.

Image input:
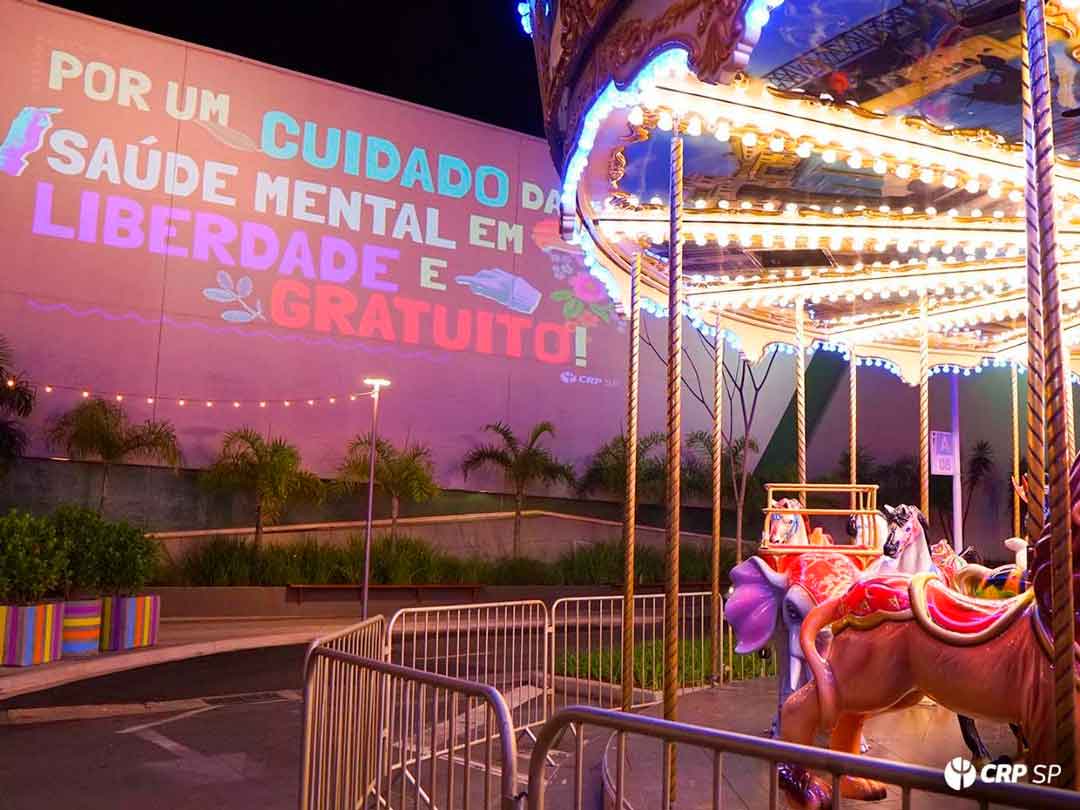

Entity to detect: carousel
[522,0,1080,805]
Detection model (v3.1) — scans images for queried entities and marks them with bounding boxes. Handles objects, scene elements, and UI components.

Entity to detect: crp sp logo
[944,758,1063,791]
[944,757,977,791]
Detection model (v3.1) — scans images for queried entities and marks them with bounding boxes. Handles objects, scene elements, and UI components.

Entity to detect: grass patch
[555,637,775,689]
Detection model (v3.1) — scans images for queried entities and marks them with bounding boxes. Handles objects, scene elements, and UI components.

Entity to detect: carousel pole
[919,294,930,519]
[622,252,641,714]
[1012,363,1021,538]
[617,251,641,807]
[795,297,807,501]
[1023,0,1076,784]
[711,314,723,685]
[662,118,684,803]
[849,347,858,510]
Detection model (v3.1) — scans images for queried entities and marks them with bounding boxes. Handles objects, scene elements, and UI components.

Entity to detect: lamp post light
[361,377,390,619]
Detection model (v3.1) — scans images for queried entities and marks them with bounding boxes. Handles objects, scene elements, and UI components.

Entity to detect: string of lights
[3,377,377,409]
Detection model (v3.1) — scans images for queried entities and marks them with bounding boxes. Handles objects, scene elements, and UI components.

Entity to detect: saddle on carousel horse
[830,572,1035,643]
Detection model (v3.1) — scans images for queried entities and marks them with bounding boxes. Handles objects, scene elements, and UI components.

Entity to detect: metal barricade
[301,648,519,810]
[386,601,550,734]
[550,592,714,713]
[528,705,1079,810]
[300,616,387,810]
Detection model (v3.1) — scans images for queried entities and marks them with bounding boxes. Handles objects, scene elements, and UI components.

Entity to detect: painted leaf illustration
[589,303,611,322]
[564,299,585,318]
[236,276,254,297]
[551,290,572,301]
[222,309,256,323]
[193,119,261,152]
[203,288,238,303]
[216,270,235,291]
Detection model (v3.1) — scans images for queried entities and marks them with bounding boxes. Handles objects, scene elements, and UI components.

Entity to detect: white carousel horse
[765,498,833,545]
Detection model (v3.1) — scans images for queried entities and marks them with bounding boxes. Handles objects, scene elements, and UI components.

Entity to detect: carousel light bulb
[657,110,673,130]
[822,148,838,163]
[796,141,812,158]
[1008,189,1022,202]
[769,135,784,152]
[879,204,890,213]
[695,198,706,209]
[627,106,645,127]
[719,200,730,209]
[925,206,937,216]
[847,151,864,169]
[993,209,1004,218]
[971,208,983,217]
[944,174,959,189]
[988,183,1002,199]
[686,117,702,136]
[832,206,844,214]
[742,131,758,147]
[902,206,914,215]
[763,201,776,211]
[920,168,935,184]
[873,158,887,174]
[964,178,980,194]
[714,121,731,141]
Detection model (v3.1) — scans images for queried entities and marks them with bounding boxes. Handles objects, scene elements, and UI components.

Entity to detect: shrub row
[0,506,156,604]
[164,534,736,588]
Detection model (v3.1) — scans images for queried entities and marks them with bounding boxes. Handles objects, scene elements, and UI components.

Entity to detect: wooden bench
[286,583,483,604]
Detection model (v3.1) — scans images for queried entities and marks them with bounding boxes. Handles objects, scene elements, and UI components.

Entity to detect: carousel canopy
[522,0,1080,384]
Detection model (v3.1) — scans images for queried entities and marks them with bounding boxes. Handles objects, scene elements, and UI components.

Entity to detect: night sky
[43,1,545,137]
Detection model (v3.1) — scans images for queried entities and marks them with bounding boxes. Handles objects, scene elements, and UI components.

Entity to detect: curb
[0,625,342,702]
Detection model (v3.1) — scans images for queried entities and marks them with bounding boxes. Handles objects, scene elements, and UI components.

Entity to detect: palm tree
[576,432,666,503]
[962,440,996,530]
[202,428,323,547]
[338,434,440,533]
[47,398,181,512]
[462,421,575,557]
[0,336,35,476]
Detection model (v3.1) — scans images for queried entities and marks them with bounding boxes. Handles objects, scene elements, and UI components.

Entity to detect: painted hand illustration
[455,269,542,315]
[203,270,266,323]
[0,106,61,177]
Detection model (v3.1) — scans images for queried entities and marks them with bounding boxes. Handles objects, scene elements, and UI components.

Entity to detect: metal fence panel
[528,705,1080,810]
[301,649,519,810]
[386,601,550,733]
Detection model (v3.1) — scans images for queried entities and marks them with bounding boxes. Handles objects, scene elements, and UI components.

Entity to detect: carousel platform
[603,677,1017,810]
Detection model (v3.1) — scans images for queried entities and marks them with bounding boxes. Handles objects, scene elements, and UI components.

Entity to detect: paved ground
[0,618,353,701]
[617,678,1026,810]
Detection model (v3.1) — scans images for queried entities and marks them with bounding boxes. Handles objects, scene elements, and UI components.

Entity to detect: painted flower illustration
[569,272,606,303]
[203,270,266,323]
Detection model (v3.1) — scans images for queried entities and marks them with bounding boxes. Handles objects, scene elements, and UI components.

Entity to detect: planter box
[0,602,64,667]
[62,598,102,657]
[100,594,160,651]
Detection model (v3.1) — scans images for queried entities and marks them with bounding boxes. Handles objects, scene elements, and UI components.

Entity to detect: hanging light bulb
[657,110,673,130]
[873,158,887,174]
[769,135,784,152]
[714,121,731,141]
[822,148,838,163]
[796,141,812,158]
[742,131,758,147]
[896,164,912,179]
[627,106,645,127]
[847,151,864,169]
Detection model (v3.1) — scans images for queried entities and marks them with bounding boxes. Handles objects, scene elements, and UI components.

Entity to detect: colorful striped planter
[1,602,64,667]
[62,598,102,657]
[100,595,160,651]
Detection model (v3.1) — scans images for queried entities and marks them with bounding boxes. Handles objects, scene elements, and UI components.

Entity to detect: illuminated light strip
[627,82,1080,197]
[32,381,376,408]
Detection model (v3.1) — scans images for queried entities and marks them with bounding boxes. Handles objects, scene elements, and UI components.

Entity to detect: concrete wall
[153,511,747,566]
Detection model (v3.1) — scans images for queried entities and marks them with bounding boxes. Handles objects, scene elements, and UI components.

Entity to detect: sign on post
[931,431,956,476]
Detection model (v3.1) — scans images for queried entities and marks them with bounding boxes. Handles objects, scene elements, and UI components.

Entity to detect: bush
[166,534,736,589]
[0,510,67,604]
[52,504,110,597]
[98,521,157,595]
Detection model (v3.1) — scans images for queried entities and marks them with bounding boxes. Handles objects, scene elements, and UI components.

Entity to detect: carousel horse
[776,465,1080,809]
[765,498,834,545]
[728,502,924,739]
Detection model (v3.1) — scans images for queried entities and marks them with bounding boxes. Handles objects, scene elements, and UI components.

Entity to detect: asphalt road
[0,646,600,810]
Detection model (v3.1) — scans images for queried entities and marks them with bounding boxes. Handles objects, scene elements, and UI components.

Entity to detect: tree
[338,434,440,534]
[462,421,575,557]
[577,432,666,503]
[641,322,781,563]
[962,440,996,530]
[203,428,323,547]
[47,398,181,512]
[0,336,35,476]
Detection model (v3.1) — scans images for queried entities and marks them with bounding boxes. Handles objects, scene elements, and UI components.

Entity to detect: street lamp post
[361,377,390,619]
